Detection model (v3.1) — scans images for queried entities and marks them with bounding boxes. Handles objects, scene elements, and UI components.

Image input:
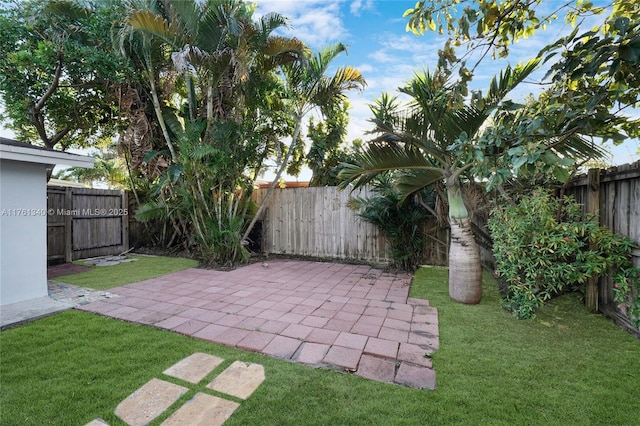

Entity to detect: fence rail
[47,186,129,264]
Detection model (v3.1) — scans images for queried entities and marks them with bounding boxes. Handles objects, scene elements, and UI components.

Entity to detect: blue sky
[254,0,639,176]
[1,0,637,175]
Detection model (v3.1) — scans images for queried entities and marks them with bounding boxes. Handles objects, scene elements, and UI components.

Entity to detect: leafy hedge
[488,189,639,321]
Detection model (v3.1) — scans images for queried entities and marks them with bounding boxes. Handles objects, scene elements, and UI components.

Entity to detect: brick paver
[78,260,439,390]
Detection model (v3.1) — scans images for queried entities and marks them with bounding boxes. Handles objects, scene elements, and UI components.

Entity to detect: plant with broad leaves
[613,267,640,331]
[488,189,637,319]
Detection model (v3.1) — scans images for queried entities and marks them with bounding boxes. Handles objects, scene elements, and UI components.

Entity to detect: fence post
[585,168,600,312]
[64,187,73,263]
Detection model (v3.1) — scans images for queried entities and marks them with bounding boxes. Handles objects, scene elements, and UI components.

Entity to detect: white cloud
[255,0,348,48]
[350,0,375,17]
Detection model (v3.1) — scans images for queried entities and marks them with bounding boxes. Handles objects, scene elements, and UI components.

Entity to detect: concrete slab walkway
[78,259,438,389]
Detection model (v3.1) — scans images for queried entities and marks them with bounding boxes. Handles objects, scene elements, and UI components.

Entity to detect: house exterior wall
[0,159,48,305]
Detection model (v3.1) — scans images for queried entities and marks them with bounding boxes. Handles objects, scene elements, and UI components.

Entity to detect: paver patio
[78,259,438,389]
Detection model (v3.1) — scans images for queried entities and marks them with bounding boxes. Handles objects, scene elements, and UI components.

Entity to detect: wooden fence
[252,186,451,266]
[564,161,640,333]
[253,186,390,262]
[47,186,129,264]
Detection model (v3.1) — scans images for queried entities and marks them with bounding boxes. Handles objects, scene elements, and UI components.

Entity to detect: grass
[54,255,199,290]
[1,266,639,425]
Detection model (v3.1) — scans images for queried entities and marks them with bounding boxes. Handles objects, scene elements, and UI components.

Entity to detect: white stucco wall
[0,159,49,305]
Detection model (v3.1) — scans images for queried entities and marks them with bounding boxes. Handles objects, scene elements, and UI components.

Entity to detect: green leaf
[553,167,570,182]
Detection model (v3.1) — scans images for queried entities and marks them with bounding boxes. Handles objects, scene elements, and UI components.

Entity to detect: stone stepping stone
[84,419,109,426]
[207,361,265,400]
[163,352,224,384]
[160,392,239,426]
[115,378,188,426]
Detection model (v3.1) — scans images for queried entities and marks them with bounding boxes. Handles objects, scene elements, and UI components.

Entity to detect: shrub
[348,174,433,271]
[488,189,637,319]
[613,267,640,331]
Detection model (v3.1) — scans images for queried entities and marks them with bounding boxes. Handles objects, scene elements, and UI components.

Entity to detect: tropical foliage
[488,189,639,320]
[339,59,543,304]
[348,174,434,271]
[0,0,129,150]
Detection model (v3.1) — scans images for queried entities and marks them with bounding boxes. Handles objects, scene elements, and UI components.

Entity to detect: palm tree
[242,43,366,242]
[339,60,540,304]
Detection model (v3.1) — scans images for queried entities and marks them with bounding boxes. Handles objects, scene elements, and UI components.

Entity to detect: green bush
[488,189,637,319]
[348,174,433,271]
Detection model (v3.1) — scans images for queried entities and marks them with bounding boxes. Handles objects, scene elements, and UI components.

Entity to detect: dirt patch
[47,263,93,279]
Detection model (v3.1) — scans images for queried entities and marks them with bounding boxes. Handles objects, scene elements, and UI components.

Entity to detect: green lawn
[54,254,199,290]
[1,266,638,425]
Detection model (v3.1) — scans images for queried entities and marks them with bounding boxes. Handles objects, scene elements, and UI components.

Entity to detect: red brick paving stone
[383,318,412,331]
[412,314,439,324]
[281,323,313,340]
[364,337,399,359]
[408,331,439,349]
[255,309,285,321]
[394,362,436,390]
[322,345,362,371]
[236,316,266,331]
[252,300,277,309]
[411,321,439,335]
[378,327,409,343]
[278,312,306,324]
[294,342,331,365]
[355,354,396,383]
[386,308,413,322]
[334,311,361,322]
[341,303,366,315]
[258,320,289,334]
[311,308,338,318]
[139,311,174,325]
[413,304,437,314]
[362,306,388,317]
[271,302,296,312]
[155,315,190,330]
[215,314,247,327]
[306,328,340,345]
[301,315,329,328]
[334,332,368,350]
[192,324,229,341]
[367,300,391,308]
[325,318,356,332]
[397,343,434,368]
[220,304,245,314]
[237,306,265,317]
[357,315,385,327]
[289,305,316,315]
[262,335,302,359]
[350,322,382,337]
[210,327,251,346]
[236,331,276,352]
[198,310,227,323]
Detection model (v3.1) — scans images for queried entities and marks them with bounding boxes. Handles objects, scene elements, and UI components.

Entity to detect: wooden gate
[47,186,129,264]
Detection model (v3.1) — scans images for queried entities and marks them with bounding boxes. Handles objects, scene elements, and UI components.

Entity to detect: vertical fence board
[253,186,391,262]
[46,186,129,264]
[565,161,640,330]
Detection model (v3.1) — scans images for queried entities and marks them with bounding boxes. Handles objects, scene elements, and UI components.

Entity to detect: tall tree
[119,0,307,264]
[403,0,640,172]
[0,0,129,149]
[242,43,366,242]
[339,60,544,304]
[305,101,351,186]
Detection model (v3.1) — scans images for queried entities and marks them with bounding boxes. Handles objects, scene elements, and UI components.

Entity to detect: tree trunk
[242,115,302,243]
[448,217,482,304]
[446,178,482,304]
